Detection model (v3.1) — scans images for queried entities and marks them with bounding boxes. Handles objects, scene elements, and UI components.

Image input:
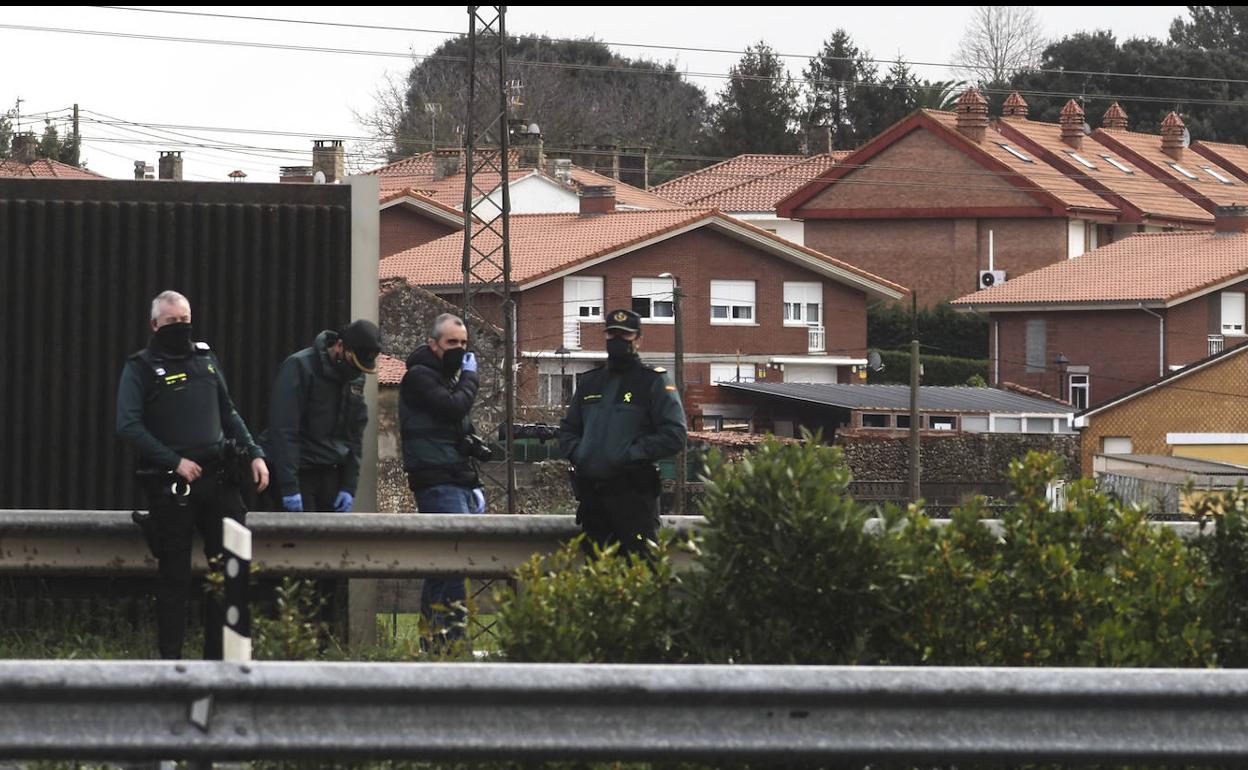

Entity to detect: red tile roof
[694,154,842,212]
[566,166,680,209]
[367,151,675,210]
[952,230,1248,308]
[0,158,107,179]
[995,119,1213,225]
[653,153,847,209]
[378,187,468,224]
[380,208,906,300]
[376,353,407,386]
[1192,140,1248,184]
[1094,128,1244,208]
[923,110,1118,215]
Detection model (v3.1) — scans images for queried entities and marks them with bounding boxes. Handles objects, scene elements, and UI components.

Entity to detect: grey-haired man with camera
[399,312,487,639]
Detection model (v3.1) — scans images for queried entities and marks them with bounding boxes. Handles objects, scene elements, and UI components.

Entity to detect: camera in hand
[459,432,495,462]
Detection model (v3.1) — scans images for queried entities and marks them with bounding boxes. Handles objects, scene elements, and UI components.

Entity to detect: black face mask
[442,347,466,375]
[606,337,636,367]
[334,355,359,381]
[154,322,193,355]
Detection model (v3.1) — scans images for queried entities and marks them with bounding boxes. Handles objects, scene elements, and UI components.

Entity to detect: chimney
[280,166,316,183]
[1001,91,1030,120]
[1059,99,1086,149]
[1161,111,1187,160]
[11,132,37,164]
[158,151,183,181]
[1214,205,1248,235]
[578,184,615,216]
[954,88,989,142]
[312,139,345,183]
[433,148,462,181]
[619,146,649,189]
[1102,102,1129,130]
[548,158,573,185]
[133,160,154,180]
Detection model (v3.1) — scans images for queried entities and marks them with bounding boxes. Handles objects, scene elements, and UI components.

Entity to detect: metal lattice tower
[461,5,516,514]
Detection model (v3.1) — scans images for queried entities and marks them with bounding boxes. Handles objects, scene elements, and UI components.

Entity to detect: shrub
[494,536,683,663]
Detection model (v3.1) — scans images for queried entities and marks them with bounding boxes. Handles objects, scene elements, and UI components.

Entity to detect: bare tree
[953,6,1046,86]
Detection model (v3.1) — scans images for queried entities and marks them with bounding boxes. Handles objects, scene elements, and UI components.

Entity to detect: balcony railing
[807,325,826,353]
[1209,334,1225,357]
[563,319,581,349]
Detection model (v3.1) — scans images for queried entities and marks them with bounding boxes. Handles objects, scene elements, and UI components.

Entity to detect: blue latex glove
[334,490,355,513]
[472,487,486,513]
[462,351,478,373]
[282,493,303,512]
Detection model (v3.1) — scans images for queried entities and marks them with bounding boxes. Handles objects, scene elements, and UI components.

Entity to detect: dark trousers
[143,470,245,660]
[410,482,477,641]
[577,483,661,560]
[263,464,346,635]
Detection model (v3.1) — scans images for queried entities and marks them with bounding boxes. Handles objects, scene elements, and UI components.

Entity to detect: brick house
[775,90,1224,305]
[1073,342,1248,476]
[952,206,1248,410]
[652,153,845,245]
[368,150,680,259]
[378,189,905,427]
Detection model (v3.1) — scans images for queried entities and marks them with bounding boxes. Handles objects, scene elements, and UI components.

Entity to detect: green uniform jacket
[262,330,369,497]
[116,340,264,470]
[557,357,687,480]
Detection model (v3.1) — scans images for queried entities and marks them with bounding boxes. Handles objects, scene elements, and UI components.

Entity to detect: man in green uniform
[263,320,380,513]
[116,290,269,659]
[558,308,686,557]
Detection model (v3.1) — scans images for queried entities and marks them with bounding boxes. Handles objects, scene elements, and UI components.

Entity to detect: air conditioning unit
[978,269,1006,289]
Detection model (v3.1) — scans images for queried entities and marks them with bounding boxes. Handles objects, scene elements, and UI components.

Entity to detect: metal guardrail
[4,660,1248,762]
[0,512,705,577]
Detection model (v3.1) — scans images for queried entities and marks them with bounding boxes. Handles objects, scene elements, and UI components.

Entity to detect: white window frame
[1102,436,1133,455]
[997,143,1034,163]
[710,279,756,325]
[1223,291,1246,336]
[1066,151,1097,169]
[630,277,675,324]
[563,276,603,321]
[1202,166,1235,185]
[710,363,755,384]
[1101,155,1134,174]
[783,281,823,327]
[1169,162,1199,180]
[1069,374,1090,411]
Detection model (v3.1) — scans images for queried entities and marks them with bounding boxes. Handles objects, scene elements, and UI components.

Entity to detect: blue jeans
[412,484,479,641]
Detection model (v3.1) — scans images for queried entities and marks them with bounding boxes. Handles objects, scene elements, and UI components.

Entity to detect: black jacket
[262,330,368,497]
[399,344,480,488]
[557,356,686,480]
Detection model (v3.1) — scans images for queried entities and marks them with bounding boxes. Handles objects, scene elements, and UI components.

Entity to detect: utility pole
[461,6,516,514]
[909,292,921,504]
[661,273,685,515]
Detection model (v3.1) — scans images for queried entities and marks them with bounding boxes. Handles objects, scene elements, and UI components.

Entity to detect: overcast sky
[1,5,1188,182]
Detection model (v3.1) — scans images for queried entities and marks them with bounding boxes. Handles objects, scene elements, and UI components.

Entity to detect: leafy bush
[494,536,683,663]
[885,452,1214,667]
[682,434,904,664]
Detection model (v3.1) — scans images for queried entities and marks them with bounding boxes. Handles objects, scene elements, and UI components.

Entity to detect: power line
[94,5,1248,89]
[7,22,1248,108]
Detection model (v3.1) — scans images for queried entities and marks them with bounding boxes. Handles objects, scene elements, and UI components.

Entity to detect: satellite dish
[528,122,541,136]
[1082,121,1092,136]
[313,170,327,184]
[1181,127,1192,148]
[867,350,884,372]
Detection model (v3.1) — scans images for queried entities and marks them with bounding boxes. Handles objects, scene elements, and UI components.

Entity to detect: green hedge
[868,348,989,387]
[496,438,1239,669]
[869,301,989,360]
